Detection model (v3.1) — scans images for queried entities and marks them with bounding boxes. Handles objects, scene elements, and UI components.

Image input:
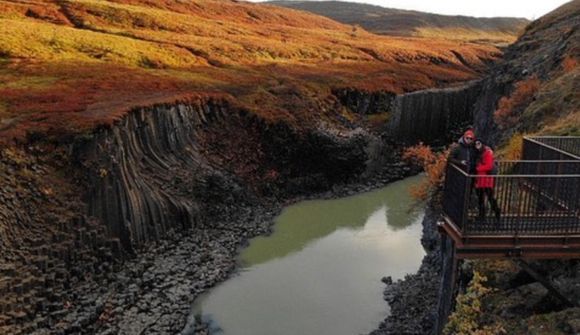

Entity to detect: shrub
[402,143,449,202]
[561,55,578,73]
[444,272,505,335]
[494,77,541,129]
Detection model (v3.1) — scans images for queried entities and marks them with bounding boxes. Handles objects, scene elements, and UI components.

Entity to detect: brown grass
[414,27,519,46]
[561,55,578,73]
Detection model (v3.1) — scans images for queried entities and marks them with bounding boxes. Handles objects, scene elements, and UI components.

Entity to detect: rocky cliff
[77,97,379,252]
[328,81,484,146]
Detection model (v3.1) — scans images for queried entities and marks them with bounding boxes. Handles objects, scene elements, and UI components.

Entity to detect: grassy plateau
[0,0,501,143]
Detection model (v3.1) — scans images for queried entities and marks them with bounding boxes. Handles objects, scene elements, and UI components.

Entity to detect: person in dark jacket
[474,139,501,223]
[449,129,477,173]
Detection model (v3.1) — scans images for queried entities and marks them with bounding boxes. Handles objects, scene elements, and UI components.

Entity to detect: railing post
[462,172,471,234]
[572,178,580,235]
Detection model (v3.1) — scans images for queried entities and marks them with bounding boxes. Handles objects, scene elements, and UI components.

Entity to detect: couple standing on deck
[449,128,501,223]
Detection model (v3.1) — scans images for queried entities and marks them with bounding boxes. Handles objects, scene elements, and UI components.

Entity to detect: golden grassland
[413,27,520,46]
[0,0,502,143]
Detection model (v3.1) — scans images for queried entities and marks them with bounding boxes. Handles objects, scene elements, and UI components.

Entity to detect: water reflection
[242,175,424,266]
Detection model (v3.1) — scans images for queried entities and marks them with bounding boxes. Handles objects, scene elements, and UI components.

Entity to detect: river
[184,175,426,335]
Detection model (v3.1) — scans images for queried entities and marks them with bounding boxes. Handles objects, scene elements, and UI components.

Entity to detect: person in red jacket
[474,140,501,223]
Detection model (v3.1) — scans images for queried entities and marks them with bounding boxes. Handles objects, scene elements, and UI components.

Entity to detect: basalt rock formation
[1,91,412,333]
[78,97,378,252]
[386,81,483,144]
[328,81,485,146]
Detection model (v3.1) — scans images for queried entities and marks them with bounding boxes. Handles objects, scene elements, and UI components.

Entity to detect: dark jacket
[449,137,476,173]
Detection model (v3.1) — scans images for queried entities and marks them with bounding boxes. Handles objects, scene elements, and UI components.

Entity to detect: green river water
[188,175,426,335]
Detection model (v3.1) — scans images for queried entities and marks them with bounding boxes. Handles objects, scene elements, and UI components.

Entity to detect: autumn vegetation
[497,133,524,160]
[443,272,507,335]
[402,143,449,202]
[490,2,579,138]
[0,0,501,144]
[492,53,579,138]
[561,55,578,73]
[493,76,541,129]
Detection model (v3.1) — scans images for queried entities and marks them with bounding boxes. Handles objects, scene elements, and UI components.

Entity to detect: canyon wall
[78,102,216,252]
[333,81,484,145]
[332,81,484,145]
[386,81,483,144]
[76,98,381,252]
[1,96,388,333]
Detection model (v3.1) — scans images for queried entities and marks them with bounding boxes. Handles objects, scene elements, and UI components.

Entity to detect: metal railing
[442,161,580,236]
[523,136,580,161]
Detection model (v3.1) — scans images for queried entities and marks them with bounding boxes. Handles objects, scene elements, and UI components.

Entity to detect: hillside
[0,0,501,143]
[267,0,529,45]
[473,0,580,141]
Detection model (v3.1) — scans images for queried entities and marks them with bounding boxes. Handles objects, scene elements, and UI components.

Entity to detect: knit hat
[464,129,475,139]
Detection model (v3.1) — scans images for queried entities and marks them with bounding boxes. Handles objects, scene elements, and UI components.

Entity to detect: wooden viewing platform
[439,136,580,259]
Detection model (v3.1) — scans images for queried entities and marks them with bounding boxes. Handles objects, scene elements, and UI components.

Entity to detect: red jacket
[475,146,495,188]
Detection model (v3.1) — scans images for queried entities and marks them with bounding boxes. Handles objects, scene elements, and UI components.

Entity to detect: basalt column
[387,81,483,144]
[79,101,232,251]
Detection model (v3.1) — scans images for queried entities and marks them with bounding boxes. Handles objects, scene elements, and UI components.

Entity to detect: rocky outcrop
[332,88,397,115]
[386,81,483,144]
[332,81,484,145]
[78,101,220,252]
[75,97,384,252]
